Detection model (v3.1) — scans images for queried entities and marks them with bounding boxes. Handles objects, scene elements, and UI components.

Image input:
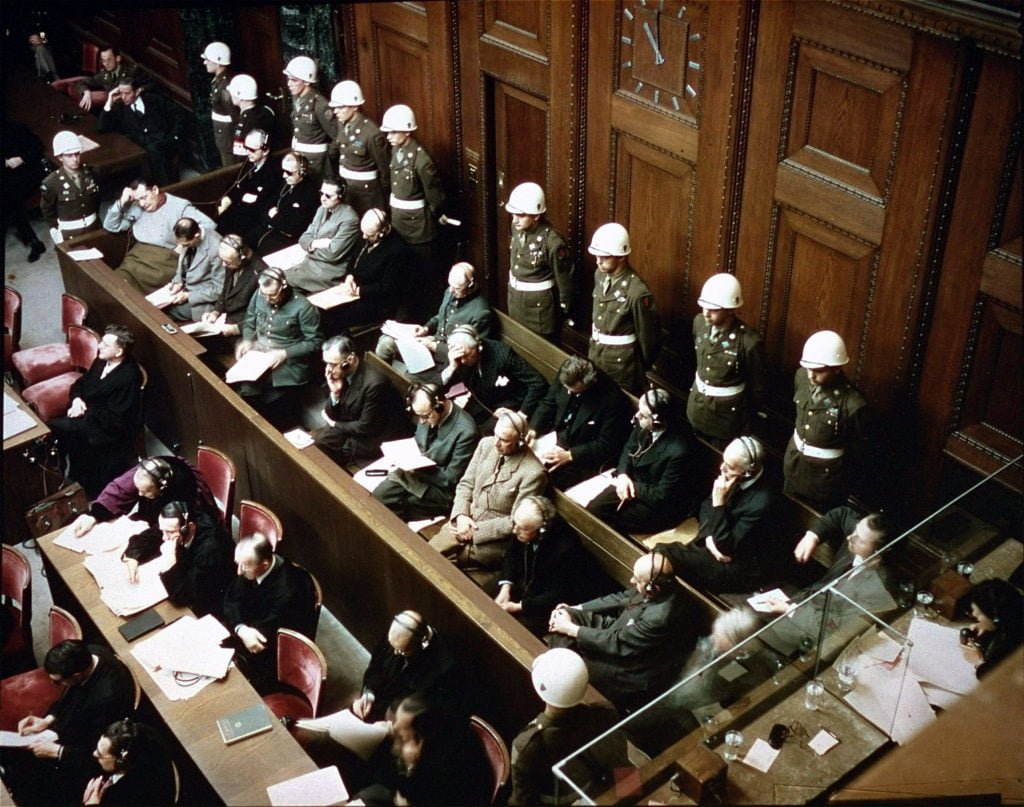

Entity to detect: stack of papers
[132,614,233,700]
[54,516,148,554]
[226,350,276,383]
[181,313,227,337]
[283,429,315,449]
[84,545,171,616]
[380,320,434,374]
[747,588,789,613]
[145,285,177,309]
[3,406,37,441]
[263,243,307,270]
[307,285,358,310]
[564,471,615,507]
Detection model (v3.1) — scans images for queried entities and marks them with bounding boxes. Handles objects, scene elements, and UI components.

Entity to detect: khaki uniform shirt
[388,136,445,245]
[328,110,390,214]
[588,266,661,392]
[40,166,101,239]
[508,221,573,337]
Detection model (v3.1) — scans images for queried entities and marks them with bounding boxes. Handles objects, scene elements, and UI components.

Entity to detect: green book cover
[217,703,273,745]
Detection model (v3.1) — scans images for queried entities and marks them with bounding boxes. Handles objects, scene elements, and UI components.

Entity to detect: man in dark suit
[441,326,547,431]
[217,129,281,245]
[122,500,234,617]
[372,383,479,521]
[98,78,183,185]
[659,436,776,593]
[222,533,317,693]
[312,335,408,467]
[547,553,697,711]
[529,356,632,488]
[587,389,697,534]
[3,641,135,806]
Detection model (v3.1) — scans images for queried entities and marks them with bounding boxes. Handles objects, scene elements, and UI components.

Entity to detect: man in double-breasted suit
[547,553,697,711]
[373,383,480,520]
[529,356,632,488]
[286,179,361,295]
[429,411,547,570]
[587,389,696,534]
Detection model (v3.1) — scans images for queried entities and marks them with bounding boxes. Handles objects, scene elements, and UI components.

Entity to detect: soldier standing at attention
[201,42,236,168]
[505,182,574,340]
[586,223,661,394]
[686,273,765,447]
[40,131,101,244]
[227,74,276,161]
[327,80,390,216]
[784,330,869,511]
[283,56,336,179]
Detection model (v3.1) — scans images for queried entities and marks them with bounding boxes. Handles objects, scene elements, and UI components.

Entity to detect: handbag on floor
[25,482,88,538]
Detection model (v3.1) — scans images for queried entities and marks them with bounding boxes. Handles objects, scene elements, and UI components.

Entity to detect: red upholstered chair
[197,445,236,528]
[21,325,100,421]
[11,294,88,387]
[0,606,82,732]
[3,287,22,369]
[470,716,511,804]
[81,41,99,73]
[262,628,327,722]
[1,546,33,674]
[238,499,283,548]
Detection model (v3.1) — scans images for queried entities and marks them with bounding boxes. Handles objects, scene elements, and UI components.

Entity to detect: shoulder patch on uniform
[556,245,568,260]
[641,294,654,308]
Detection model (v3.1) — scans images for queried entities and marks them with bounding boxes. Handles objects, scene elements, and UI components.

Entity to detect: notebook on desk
[217,703,274,745]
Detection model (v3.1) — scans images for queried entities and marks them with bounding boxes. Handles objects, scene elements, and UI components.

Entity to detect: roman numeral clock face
[618,0,705,120]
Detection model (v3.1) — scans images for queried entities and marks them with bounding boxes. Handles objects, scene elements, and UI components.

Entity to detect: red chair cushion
[12,344,72,387]
[22,371,81,421]
[262,692,313,722]
[0,669,55,731]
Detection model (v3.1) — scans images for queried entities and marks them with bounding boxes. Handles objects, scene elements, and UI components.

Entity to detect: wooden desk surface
[3,383,50,452]
[7,72,146,176]
[37,529,319,805]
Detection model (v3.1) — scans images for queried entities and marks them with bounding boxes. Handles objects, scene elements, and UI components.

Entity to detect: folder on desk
[226,349,276,383]
[217,703,274,745]
[118,607,165,641]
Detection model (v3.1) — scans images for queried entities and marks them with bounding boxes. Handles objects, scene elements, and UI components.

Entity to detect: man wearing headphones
[429,410,547,572]
[372,383,479,520]
[547,553,697,712]
[217,129,281,244]
[251,151,321,256]
[313,335,409,467]
[529,355,632,488]
[440,324,547,431]
[659,436,777,593]
[286,179,361,295]
[82,719,176,806]
[587,389,697,534]
[201,233,267,340]
[122,500,234,617]
[233,265,322,426]
[495,496,597,637]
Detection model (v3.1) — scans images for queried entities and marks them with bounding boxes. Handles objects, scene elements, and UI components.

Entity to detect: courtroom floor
[5,216,370,716]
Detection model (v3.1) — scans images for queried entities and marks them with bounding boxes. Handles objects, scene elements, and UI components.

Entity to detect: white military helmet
[800,330,850,369]
[698,273,743,310]
[329,80,365,107]
[52,130,83,157]
[202,41,231,66]
[227,74,258,101]
[505,182,547,215]
[283,56,317,84]
[587,223,631,257]
[379,104,417,133]
[531,648,589,708]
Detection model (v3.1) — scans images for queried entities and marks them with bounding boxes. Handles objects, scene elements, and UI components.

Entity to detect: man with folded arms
[285,179,360,295]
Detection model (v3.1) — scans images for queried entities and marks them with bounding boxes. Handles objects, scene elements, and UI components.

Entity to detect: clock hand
[642,21,665,65]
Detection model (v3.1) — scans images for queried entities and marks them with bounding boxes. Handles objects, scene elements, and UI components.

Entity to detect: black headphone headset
[249,129,270,150]
[392,611,431,650]
[260,266,289,287]
[139,457,172,491]
[114,718,138,771]
[501,410,528,449]
[406,382,445,414]
[370,207,389,231]
[644,552,669,596]
[736,436,763,478]
[520,495,553,535]
[286,152,309,178]
[641,388,669,427]
[448,323,479,342]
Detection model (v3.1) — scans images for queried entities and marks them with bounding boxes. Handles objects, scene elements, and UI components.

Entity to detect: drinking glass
[914,590,934,618]
[804,680,825,710]
[836,663,857,693]
[723,730,743,762]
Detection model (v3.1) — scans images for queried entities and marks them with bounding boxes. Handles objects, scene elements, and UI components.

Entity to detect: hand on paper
[72,514,97,537]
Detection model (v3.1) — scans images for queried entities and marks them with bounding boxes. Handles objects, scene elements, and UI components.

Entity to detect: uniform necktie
[602,277,611,295]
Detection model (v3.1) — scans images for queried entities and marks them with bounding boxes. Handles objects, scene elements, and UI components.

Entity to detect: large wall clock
[617,0,705,119]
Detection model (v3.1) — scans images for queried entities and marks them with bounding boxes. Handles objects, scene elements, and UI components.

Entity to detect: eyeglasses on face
[282,168,297,176]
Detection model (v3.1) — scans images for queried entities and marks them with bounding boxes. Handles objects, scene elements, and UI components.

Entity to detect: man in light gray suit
[285,178,360,295]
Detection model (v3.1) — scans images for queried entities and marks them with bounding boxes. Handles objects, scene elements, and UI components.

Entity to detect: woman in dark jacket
[961,579,1024,678]
[83,719,175,806]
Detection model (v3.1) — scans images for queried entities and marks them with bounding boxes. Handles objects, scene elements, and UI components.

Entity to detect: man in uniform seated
[99,77,184,185]
[286,179,361,295]
[122,500,234,617]
[440,325,547,431]
[103,177,216,294]
[2,640,135,806]
[428,410,547,572]
[529,356,632,488]
[372,383,479,521]
[659,436,776,593]
[587,389,696,535]
[312,335,408,467]
[547,552,697,712]
[222,533,317,693]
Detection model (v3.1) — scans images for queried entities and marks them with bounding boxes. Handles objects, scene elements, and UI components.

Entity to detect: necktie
[425,425,438,449]
[602,277,611,295]
[493,455,506,483]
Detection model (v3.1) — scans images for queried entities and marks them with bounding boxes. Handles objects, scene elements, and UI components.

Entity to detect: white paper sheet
[380,438,435,470]
[380,320,420,340]
[407,516,445,533]
[4,391,21,414]
[352,457,392,493]
[3,406,37,440]
[66,248,105,260]
[306,285,358,310]
[532,431,558,460]
[181,313,227,336]
[741,738,780,772]
[267,765,348,806]
[144,285,177,309]
[564,471,615,507]
[53,516,148,555]
[808,729,840,756]
[263,243,307,270]
[844,654,936,745]
[297,710,389,761]
[920,682,963,710]
[394,337,435,375]
[283,429,315,449]
[84,545,170,617]
[906,618,980,696]
[226,349,276,383]
[132,614,233,680]
[0,729,58,748]
[747,588,789,613]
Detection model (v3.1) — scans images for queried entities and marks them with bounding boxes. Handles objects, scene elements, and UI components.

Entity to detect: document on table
[84,545,171,617]
[3,406,37,440]
[742,738,780,773]
[380,438,435,470]
[66,247,104,261]
[306,285,358,309]
[181,313,227,337]
[54,516,148,554]
[226,349,276,383]
[380,320,420,340]
[352,457,392,493]
[263,243,307,270]
[4,391,20,414]
[807,729,840,756]
[906,618,979,696]
[132,614,233,700]
[267,765,348,806]
[0,729,58,748]
[747,588,790,613]
[144,284,177,309]
[564,470,615,507]
[394,336,434,375]
[532,431,557,460]
[844,653,936,745]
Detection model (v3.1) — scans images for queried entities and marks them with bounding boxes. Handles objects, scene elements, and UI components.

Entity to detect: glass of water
[723,730,743,762]
[914,590,934,618]
[956,561,975,577]
[898,581,915,608]
[836,662,857,693]
[804,680,825,710]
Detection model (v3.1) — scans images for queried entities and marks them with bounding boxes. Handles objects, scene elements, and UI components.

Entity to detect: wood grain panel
[483,0,547,59]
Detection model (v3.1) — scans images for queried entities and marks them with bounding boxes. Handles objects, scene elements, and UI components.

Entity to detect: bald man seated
[546,552,698,712]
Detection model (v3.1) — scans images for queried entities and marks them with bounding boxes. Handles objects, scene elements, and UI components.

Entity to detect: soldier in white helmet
[380,103,448,317]
[228,74,275,161]
[784,330,869,510]
[40,131,101,244]
[326,80,389,215]
[506,182,574,339]
[509,648,619,806]
[686,273,765,446]
[201,42,236,167]
[586,223,662,393]
[283,55,337,178]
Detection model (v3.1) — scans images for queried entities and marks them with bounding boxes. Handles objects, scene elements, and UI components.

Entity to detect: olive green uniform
[388,136,445,246]
[783,368,868,510]
[290,88,337,178]
[508,221,573,338]
[328,110,390,215]
[686,314,765,442]
[209,69,237,167]
[40,166,101,242]
[588,266,661,393]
